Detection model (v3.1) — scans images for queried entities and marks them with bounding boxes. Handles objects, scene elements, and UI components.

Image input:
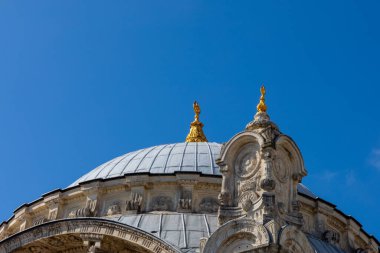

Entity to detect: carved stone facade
[201,108,378,253]
[0,96,378,252]
[0,219,179,253]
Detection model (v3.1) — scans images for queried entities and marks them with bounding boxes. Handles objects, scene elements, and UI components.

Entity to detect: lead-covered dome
[70,142,222,187]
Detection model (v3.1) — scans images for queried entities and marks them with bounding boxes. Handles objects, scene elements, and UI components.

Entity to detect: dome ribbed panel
[108,213,218,250]
[69,142,222,187]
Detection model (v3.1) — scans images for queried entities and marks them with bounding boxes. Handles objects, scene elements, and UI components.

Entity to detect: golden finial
[186,101,208,142]
[256,85,267,113]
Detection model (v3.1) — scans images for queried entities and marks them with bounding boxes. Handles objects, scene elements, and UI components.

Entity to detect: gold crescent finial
[256,85,267,113]
[186,101,208,142]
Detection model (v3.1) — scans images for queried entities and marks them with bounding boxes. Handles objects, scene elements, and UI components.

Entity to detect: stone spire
[185,101,208,142]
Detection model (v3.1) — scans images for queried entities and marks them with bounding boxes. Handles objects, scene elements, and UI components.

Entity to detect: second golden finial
[256,85,267,113]
[185,101,208,142]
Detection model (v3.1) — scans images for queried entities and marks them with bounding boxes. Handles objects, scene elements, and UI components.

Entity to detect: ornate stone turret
[202,86,309,253]
[186,101,208,142]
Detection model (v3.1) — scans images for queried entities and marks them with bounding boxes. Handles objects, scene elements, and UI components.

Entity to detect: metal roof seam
[103,151,137,178]
[205,142,214,175]
[203,214,211,237]
[119,148,148,176]
[133,145,159,173]
[81,155,122,184]
[182,213,187,249]
[148,144,170,173]
[179,142,189,172]
[163,144,177,173]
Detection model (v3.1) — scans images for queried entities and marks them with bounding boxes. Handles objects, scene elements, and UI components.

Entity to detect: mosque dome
[70,142,222,187]
[0,91,378,253]
[69,141,317,199]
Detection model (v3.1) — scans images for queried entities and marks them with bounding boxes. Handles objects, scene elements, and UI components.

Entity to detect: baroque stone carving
[217,190,231,207]
[28,246,50,253]
[32,216,48,226]
[81,234,103,253]
[48,209,58,221]
[177,198,191,210]
[238,177,260,212]
[234,142,261,179]
[46,237,64,247]
[202,218,270,253]
[68,199,97,218]
[177,190,192,211]
[126,193,142,212]
[279,225,315,253]
[323,230,340,245]
[151,196,173,211]
[273,148,290,184]
[0,218,180,253]
[106,201,121,216]
[199,197,219,213]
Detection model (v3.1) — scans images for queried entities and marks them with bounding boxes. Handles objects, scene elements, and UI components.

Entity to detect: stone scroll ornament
[204,86,308,252]
[68,199,97,218]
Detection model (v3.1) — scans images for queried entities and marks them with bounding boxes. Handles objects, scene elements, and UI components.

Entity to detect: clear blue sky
[0,0,379,239]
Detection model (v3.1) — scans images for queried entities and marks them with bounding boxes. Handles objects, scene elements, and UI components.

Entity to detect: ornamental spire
[185,101,208,142]
[245,85,279,131]
[256,85,267,113]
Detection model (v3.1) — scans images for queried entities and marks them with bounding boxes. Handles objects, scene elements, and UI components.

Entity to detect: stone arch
[0,218,180,253]
[274,135,306,179]
[272,135,307,218]
[202,218,270,253]
[219,131,264,165]
[217,132,264,210]
[278,225,314,253]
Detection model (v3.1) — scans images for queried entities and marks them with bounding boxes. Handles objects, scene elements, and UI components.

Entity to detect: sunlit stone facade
[0,91,378,253]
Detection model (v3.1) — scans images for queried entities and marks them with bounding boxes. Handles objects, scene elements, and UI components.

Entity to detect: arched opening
[0,218,180,253]
[11,234,154,253]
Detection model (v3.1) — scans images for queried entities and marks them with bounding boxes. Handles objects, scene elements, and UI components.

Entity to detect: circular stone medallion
[234,143,261,179]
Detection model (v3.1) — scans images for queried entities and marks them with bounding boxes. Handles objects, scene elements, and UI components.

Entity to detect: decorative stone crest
[210,86,308,252]
[217,108,306,227]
